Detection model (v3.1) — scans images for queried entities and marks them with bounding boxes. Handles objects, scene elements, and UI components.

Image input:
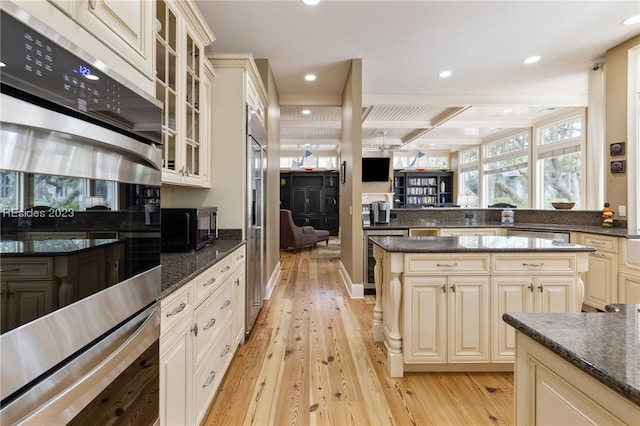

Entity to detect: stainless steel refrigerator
[246,105,266,338]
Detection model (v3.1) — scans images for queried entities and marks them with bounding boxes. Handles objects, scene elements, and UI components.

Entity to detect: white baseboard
[337,261,364,299]
[264,261,280,300]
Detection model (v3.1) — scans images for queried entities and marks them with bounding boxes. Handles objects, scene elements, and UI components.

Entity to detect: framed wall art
[610,141,625,156]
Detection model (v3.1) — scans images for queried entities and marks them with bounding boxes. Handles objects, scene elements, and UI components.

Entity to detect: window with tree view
[483,133,529,207]
[536,115,583,208]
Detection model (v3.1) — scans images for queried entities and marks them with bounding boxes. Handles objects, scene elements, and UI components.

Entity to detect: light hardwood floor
[203,243,514,426]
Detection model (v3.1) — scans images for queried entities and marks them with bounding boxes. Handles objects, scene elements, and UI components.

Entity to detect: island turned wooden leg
[372,244,384,342]
[386,252,404,377]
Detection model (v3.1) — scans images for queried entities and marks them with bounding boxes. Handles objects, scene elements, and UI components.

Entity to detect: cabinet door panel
[160,326,192,426]
[6,281,54,331]
[448,276,490,362]
[536,277,577,313]
[404,277,447,362]
[491,276,533,362]
[583,252,616,310]
[619,272,640,303]
[79,0,153,76]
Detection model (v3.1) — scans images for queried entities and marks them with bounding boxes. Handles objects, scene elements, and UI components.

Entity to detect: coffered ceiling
[196,0,640,155]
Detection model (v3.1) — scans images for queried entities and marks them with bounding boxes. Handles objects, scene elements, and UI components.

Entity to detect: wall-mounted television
[362,157,390,182]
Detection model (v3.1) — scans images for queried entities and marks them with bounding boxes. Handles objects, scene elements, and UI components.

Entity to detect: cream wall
[605,34,640,219]
[340,59,364,291]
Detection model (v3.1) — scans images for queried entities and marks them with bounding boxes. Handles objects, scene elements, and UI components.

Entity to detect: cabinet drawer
[194,323,232,424]
[405,254,490,274]
[581,234,618,253]
[195,257,233,305]
[232,246,246,269]
[493,254,577,274]
[439,228,499,236]
[194,281,232,365]
[161,284,194,335]
[0,258,53,279]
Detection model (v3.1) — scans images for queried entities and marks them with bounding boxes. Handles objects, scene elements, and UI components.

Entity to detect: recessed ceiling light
[523,56,541,64]
[503,108,513,114]
[304,73,316,81]
[301,109,311,115]
[623,15,640,25]
[438,70,452,78]
[430,143,437,147]
[302,0,320,5]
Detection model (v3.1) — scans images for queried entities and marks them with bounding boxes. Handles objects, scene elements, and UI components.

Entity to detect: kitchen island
[369,235,595,377]
[503,304,640,424]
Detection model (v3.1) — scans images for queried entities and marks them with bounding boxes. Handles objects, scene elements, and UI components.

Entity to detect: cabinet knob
[88,0,97,10]
[450,284,456,292]
[191,322,199,337]
[538,284,544,293]
[528,283,534,292]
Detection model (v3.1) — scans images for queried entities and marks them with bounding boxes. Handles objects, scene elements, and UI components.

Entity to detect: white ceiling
[195,0,640,154]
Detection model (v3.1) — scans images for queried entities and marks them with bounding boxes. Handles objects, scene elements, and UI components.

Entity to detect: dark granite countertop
[160,239,245,298]
[0,238,123,256]
[503,305,640,406]
[368,235,596,253]
[365,221,636,238]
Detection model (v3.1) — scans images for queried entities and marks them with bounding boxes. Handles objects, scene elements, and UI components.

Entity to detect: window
[458,147,479,204]
[536,115,584,208]
[482,132,530,207]
[392,151,449,170]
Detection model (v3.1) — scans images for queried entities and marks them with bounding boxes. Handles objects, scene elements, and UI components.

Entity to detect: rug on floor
[310,239,340,259]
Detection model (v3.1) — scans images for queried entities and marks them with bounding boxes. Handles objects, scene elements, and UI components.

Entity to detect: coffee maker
[371,201,391,224]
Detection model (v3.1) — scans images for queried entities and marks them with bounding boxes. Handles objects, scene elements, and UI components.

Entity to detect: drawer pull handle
[436,263,458,267]
[191,323,198,337]
[204,277,216,287]
[220,344,231,358]
[88,0,97,10]
[0,268,20,273]
[166,302,186,317]
[237,254,245,260]
[522,262,544,267]
[221,265,231,273]
[220,299,231,310]
[203,317,217,331]
[588,240,606,246]
[592,252,606,258]
[203,370,216,388]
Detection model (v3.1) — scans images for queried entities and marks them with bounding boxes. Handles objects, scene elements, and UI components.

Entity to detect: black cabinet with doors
[280,171,339,235]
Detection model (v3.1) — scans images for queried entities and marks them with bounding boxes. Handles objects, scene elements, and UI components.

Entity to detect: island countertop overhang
[368,235,597,253]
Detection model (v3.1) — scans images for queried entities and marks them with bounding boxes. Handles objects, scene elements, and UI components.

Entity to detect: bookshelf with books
[393,171,453,207]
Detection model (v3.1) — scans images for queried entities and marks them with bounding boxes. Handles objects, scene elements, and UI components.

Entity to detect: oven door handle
[5,303,160,425]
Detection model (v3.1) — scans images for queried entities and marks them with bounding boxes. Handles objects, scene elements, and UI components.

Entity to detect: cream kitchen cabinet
[155,0,214,187]
[514,333,639,425]
[231,246,247,346]
[160,283,194,426]
[439,228,503,237]
[207,53,269,232]
[371,239,588,377]
[491,275,577,362]
[404,275,490,364]
[618,272,640,303]
[159,245,245,426]
[4,0,154,92]
[580,233,619,310]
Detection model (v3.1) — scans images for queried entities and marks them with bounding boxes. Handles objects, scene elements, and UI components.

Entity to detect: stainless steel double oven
[1,5,162,424]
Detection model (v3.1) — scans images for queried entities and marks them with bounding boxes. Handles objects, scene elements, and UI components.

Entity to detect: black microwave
[161,207,218,252]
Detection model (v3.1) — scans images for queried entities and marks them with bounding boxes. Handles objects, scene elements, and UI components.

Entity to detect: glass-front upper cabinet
[155,0,213,187]
[155,0,178,175]
[184,33,201,180]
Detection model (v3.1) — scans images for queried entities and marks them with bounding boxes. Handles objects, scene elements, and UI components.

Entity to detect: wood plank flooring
[203,243,514,426]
